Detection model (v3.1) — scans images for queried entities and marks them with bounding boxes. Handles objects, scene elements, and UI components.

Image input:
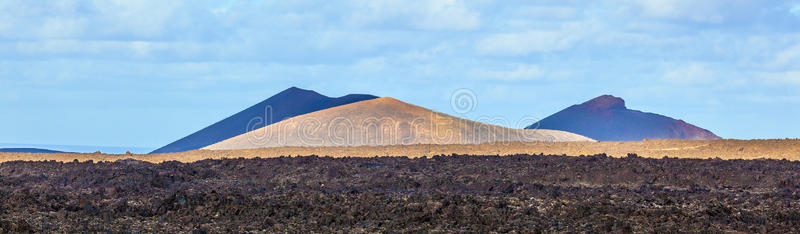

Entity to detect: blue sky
[1,0,799,150]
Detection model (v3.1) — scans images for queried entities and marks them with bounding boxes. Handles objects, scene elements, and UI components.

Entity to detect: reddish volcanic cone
[527,95,721,141]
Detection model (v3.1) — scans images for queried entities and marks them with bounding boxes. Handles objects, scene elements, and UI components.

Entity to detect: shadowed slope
[527,95,721,141]
[205,97,593,150]
[151,87,378,153]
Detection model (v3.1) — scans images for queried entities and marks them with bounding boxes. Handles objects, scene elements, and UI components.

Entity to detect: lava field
[1,154,800,232]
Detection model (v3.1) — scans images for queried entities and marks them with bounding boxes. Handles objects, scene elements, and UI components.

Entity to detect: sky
[1,0,800,151]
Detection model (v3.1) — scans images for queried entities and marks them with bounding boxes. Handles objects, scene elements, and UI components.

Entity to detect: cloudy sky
[2,0,799,149]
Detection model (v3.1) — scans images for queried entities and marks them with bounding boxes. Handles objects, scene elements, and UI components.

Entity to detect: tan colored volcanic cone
[205,97,594,150]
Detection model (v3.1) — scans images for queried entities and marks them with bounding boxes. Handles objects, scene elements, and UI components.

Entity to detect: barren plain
[1,139,799,163]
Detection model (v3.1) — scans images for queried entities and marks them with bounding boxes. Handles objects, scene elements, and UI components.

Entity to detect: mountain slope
[151,87,378,153]
[205,97,593,150]
[526,95,721,141]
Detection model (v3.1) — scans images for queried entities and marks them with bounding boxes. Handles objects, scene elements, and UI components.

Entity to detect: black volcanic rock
[527,95,721,141]
[0,148,64,153]
[150,87,378,153]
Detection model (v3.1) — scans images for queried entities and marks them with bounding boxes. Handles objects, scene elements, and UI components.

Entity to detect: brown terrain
[2,139,799,163]
[3,136,800,232]
[3,154,800,232]
[205,97,593,150]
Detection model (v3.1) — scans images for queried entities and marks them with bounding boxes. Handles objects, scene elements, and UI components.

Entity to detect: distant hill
[150,87,379,154]
[205,97,593,150]
[0,143,152,154]
[0,148,65,153]
[526,95,721,141]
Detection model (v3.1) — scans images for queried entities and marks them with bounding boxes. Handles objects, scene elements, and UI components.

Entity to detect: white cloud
[130,41,152,56]
[346,0,480,30]
[13,40,148,56]
[0,0,187,40]
[474,64,546,81]
[773,43,800,68]
[37,17,88,38]
[629,0,775,24]
[350,57,387,74]
[476,30,578,56]
[416,0,480,30]
[757,71,800,86]
[516,6,579,20]
[791,4,800,17]
[398,43,453,61]
[92,0,184,38]
[278,12,323,27]
[660,63,717,85]
[7,39,218,61]
[740,95,800,104]
[475,19,603,56]
[632,0,726,23]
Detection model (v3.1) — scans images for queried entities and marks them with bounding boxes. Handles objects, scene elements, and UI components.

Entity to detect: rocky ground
[1,154,800,232]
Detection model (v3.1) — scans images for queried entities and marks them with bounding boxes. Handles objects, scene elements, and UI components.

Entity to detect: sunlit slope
[205,97,593,150]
